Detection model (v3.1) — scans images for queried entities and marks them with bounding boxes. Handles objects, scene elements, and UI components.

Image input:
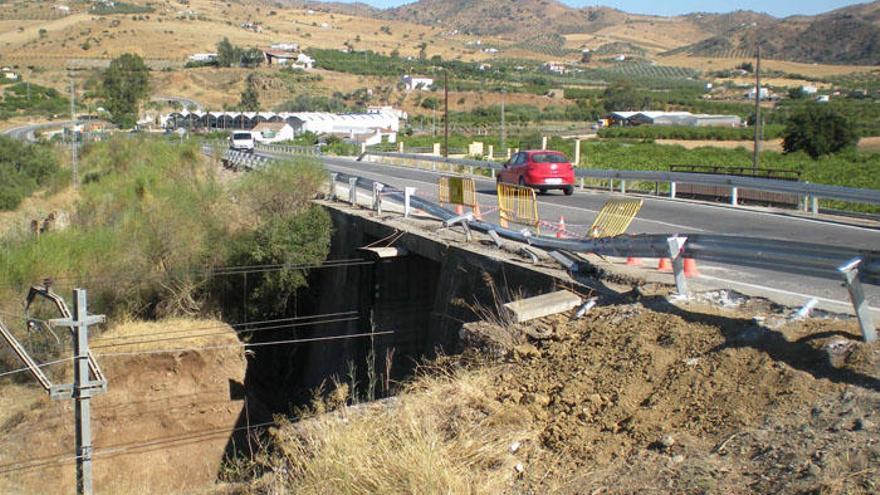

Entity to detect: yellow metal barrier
[497,183,540,231]
[438,176,477,208]
[588,198,643,238]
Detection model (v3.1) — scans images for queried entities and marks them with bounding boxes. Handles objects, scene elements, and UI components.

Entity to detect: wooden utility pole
[444,70,449,158]
[752,43,761,172]
[500,88,506,155]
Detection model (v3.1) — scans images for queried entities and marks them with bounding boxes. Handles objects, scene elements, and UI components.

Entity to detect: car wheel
[564,186,574,196]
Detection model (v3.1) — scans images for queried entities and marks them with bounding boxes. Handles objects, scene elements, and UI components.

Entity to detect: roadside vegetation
[0,137,331,369]
[0,82,68,120]
[598,125,785,141]
[0,136,62,210]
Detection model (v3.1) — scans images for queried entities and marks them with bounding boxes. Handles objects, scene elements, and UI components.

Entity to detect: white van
[229,131,255,153]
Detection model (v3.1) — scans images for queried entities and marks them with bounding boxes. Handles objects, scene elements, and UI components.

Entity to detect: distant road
[151,96,203,111]
[2,121,74,142]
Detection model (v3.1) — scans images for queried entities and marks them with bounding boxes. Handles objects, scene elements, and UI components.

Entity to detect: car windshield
[233,133,252,140]
[531,153,567,163]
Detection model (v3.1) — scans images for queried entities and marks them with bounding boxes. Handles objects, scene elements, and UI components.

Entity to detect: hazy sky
[353,0,869,17]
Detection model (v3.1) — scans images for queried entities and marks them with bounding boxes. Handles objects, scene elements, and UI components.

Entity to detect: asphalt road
[310,154,880,319]
[2,120,74,142]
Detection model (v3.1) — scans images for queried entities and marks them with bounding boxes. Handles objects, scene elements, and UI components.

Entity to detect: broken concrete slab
[504,290,583,323]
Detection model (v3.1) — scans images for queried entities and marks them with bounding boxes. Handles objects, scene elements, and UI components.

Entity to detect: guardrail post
[811,195,819,216]
[490,168,496,179]
[580,177,585,191]
[348,177,358,206]
[667,236,689,297]
[488,145,494,159]
[608,179,614,193]
[373,183,384,215]
[468,166,474,176]
[329,173,338,201]
[541,136,547,150]
[620,180,626,195]
[838,258,876,343]
[670,181,677,199]
[730,187,738,206]
[404,187,415,218]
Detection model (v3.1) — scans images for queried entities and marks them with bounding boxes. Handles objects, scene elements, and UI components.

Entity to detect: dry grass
[257,368,533,495]
[89,318,240,354]
[659,54,877,76]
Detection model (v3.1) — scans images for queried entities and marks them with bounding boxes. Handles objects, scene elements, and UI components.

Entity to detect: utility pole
[443,70,449,158]
[500,87,506,155]
[752,43,761,172]
[70,80,78,190]
[45,289,106,495]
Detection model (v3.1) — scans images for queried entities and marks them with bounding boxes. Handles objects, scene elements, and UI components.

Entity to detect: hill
[668,2,880,64]
[375,0,628,37]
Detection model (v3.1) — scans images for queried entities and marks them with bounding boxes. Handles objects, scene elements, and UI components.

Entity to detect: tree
[787,87,806,99]
[417,42,427,61]
[602,80,641,112]
[782,104,858,158]
[239,74,260,111]
[103,53,150,128]
[216,37,241,67]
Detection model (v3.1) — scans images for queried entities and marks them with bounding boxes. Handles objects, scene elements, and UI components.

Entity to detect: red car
[498,150,575,195]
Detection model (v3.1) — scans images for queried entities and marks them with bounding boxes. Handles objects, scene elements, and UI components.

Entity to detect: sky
[351,0,870,17]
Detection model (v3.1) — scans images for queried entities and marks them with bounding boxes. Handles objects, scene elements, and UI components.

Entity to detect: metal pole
[70,80,78,191]
[73,289,93,495]
[838,258,877,343]
[752,43,761,172]
[444,70,449,158]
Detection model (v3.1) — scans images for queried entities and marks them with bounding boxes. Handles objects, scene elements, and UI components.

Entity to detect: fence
[497,183,540,231]
[438,176,477,209]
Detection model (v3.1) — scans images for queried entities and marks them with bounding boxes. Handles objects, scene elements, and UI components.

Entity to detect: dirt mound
[0,318,247,495]
[463,297,880,493]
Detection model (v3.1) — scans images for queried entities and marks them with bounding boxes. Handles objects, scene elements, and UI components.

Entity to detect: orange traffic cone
[556,216,566,239]
[683,258,700,278]
[626,257,641,266]
[657,258,672,272]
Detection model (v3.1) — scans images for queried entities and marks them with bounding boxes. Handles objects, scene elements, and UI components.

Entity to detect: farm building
[264,51,314,69]
[606,111,741,127]
[187,53,217,63]
[163,108,402,143]
[402,75,434,91]
[252,122,295,143]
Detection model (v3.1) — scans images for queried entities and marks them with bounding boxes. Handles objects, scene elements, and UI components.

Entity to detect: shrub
[0,136,60,210]
[783,104,859,158]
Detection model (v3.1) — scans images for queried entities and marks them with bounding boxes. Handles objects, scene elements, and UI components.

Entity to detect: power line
[0,356,71,379]
[90,311,359,344]
[0,258,373,291]
[94,330,393,358]
[90,315,360,350]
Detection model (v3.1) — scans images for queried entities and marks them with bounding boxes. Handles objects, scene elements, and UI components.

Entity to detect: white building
[800,85,818,95]
[163,108,403,144]
[2,68,19,80]
[270,42,299,52]
[252,122,295,143]
[402,75,434,91]
[746,87,772,100]
[187,53,217,63]
[540,62,567,75]
[293,53,314,70]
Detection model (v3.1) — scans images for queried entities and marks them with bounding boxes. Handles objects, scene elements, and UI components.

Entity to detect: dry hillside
[0,319,248,495]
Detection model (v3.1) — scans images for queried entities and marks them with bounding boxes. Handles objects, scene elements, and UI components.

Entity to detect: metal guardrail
[256,143,323,156]
[361,151,880,213]
[204,144,879,341]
